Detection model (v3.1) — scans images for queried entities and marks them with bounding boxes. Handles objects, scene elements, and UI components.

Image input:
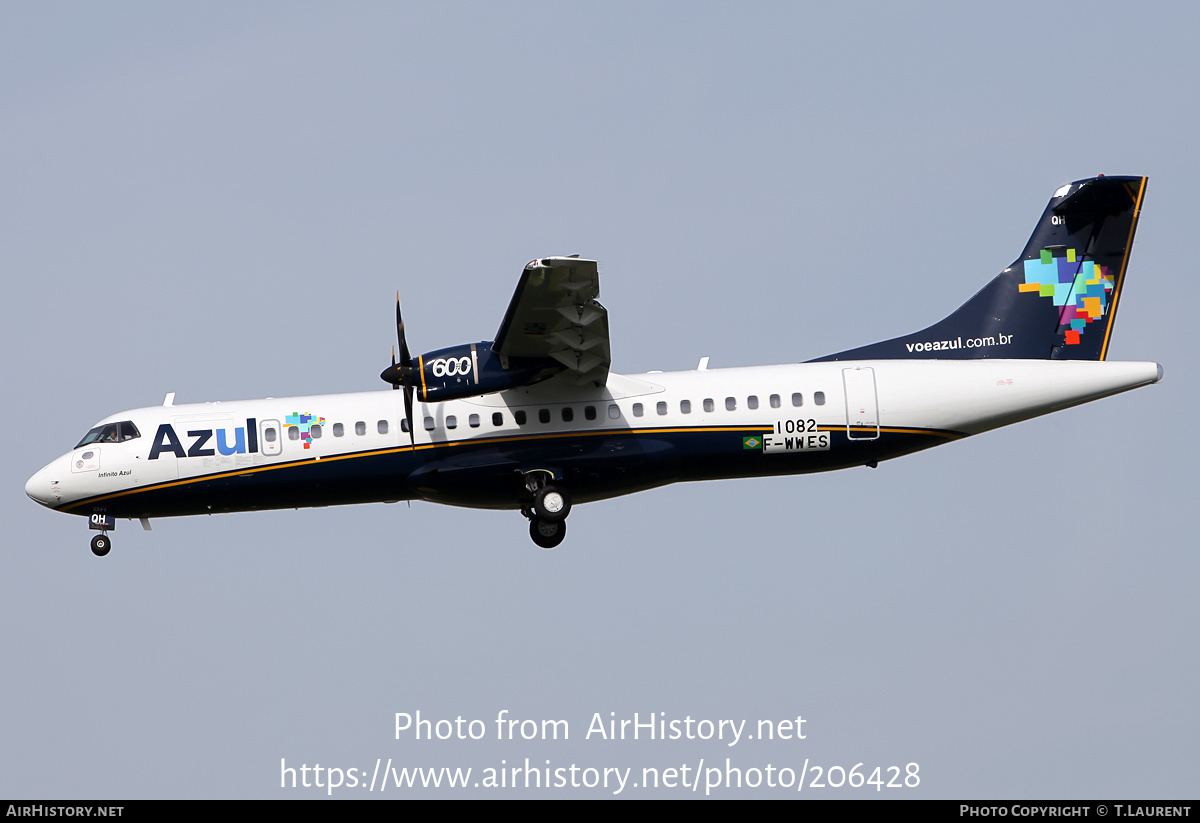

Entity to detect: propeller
[380,293,416,448]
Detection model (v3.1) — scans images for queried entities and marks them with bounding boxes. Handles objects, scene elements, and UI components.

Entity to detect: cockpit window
[75,425,115,448]
[74,421,140,449]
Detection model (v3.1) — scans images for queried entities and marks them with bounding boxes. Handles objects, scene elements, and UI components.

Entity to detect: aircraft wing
[492,256,610,387]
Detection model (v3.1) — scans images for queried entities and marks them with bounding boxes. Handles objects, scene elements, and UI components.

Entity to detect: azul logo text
[148,419,259,460]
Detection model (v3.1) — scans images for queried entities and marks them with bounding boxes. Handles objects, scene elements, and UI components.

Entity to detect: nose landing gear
[90,534,111,557]
[88,513,115,557]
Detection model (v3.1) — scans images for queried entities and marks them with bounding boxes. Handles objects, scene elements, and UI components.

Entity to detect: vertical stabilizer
[811,175,1147,362]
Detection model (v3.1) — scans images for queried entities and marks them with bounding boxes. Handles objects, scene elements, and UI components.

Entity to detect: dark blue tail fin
[811,175,1147,362]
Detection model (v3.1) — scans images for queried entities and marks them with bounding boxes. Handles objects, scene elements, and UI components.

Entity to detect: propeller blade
[380,294,415,388]
[382,291,418,450]
[396,292,412,367]
[404,385,415,449]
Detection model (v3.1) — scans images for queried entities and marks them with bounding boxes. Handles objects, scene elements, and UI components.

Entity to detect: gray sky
[3,2,1195,798]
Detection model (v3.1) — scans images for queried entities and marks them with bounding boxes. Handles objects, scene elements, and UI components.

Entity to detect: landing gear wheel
[90,534,111,557]
[529,518,566,549]
[532,485,571,522]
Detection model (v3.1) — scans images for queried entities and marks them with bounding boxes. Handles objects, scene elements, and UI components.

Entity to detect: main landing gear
[520,471,572,549]
[529,517,566,549]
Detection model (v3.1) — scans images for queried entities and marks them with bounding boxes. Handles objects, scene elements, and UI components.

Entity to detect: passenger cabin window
[310,424,322,439]
[469,414,480,428]
[657,401,667,415]
[446,415,457,429]
[401,418,410,433]
[377,420,389,434]
[703,398,714,413]
[562,408,574,422]
[515,410,528,426]
[792,393,803,407]
[680,399,691,414]
[725,397,736,411]
[492,412,503,426]
[770,394,781,409]
[608,404,620,419]
[814,391,826,405]
[632,403,644,417]
[333,423,344,437]
[423,416,435,431]
[748,395,759,410]
[355,421,366,436]
[263,426,277,443]
[288,426,300,441]
[539,409,551,424]
[585,406,597,421]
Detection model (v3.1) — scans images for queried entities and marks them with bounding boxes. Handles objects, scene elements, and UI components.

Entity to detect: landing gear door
[260,419,282,456]
[843,367,879,441]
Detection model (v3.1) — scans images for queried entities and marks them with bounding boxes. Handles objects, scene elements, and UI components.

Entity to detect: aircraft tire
[532,486,571,522]
[90,535,111,557]
[529,518,566,549]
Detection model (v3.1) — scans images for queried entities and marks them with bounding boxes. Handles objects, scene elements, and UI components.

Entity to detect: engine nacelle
[413,342,561,402]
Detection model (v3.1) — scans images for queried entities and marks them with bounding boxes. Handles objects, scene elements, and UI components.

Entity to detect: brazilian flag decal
[743,436,762,450]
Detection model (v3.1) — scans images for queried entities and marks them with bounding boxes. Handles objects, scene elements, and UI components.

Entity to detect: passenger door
[842,367,879,440]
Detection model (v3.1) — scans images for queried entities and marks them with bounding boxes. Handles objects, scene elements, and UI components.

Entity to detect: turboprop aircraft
[26,175,1160,555]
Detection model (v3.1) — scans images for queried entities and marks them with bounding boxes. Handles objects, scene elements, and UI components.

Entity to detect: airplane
[26,174,1160,555]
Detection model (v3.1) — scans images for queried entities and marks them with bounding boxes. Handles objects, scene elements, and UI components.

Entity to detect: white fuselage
[25,358,1161,518]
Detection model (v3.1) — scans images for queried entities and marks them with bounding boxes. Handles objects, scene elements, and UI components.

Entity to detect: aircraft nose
[25,462,62,508]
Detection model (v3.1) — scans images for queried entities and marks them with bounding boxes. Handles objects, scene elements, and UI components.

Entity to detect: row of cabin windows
[289,420,390,440]
[286,392,826,441]
[632,391,824,417]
